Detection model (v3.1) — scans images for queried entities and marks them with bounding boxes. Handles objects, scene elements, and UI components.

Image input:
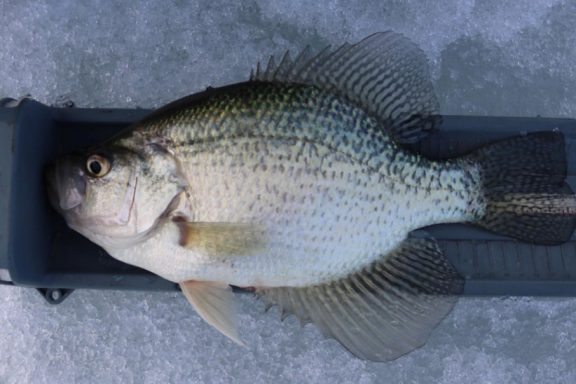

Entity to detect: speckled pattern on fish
[113,81,484,286]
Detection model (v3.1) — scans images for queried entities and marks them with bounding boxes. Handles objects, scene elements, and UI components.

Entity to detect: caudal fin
[468,131,576,245]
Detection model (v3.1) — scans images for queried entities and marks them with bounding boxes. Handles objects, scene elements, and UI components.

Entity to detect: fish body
[111,82,482,286]
[47,32,576,361]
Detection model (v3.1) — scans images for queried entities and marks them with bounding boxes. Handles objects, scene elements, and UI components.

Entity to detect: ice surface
[1,0,576,383]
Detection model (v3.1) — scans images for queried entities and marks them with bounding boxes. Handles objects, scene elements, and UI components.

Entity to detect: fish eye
[86,154,111,178]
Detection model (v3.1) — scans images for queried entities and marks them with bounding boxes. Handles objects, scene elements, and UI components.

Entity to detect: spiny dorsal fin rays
[250,32,441,144]
[274,50,292,80]
[257,235,463,361]
[264,55,277,80]
[289,46,313,78]
[180,280,245,347]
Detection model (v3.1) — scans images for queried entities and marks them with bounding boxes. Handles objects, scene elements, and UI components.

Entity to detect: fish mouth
[46,156,87,213]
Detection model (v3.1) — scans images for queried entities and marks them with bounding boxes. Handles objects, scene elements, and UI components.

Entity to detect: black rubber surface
[2,99,576,296]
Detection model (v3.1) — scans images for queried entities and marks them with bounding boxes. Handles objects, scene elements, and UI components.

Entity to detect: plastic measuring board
[1,98,576,296]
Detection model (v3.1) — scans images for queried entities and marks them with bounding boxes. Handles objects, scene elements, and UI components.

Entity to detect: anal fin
[257,236,463,361]
[180,280,244,346]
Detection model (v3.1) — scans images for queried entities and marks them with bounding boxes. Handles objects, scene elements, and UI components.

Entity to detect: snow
[1,1,576,383]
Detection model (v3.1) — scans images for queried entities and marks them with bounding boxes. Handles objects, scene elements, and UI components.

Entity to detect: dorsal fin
[251,32,441,144]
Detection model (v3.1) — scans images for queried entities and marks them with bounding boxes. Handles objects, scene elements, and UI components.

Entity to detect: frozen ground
[1,1,576,383]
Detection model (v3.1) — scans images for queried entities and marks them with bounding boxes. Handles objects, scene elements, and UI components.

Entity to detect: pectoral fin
[179,280,244,346]
[174,219,266,256]
[257,235,463,361]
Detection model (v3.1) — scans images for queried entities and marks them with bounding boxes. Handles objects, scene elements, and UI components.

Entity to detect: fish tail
[467,131,576,245]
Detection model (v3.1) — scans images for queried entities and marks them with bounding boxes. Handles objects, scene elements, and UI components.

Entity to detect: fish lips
[46,155,87,213]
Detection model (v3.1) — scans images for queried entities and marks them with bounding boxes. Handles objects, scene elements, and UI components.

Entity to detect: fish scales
[111,82,483,286]
[137,82,477,194]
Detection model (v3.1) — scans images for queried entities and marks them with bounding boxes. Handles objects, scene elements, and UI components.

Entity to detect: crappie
[47,32,576,361]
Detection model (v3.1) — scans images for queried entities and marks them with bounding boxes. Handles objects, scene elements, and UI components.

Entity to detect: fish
[46,31,576,361]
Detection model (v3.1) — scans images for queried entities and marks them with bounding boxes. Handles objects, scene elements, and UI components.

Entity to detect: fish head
[47,141,186,250]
